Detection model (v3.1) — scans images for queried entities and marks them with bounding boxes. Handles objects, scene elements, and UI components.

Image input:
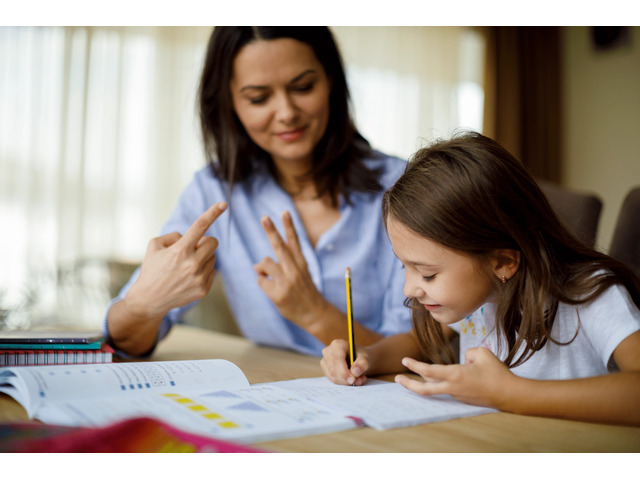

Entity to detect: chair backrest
[537,180,603,248]
[609,186,640,279]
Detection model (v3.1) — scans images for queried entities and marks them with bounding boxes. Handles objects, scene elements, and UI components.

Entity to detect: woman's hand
[254,211,329,331]
[395,347,515,409]
[124,202,227,319]
[254,210,386,347]
[321,339,371,386]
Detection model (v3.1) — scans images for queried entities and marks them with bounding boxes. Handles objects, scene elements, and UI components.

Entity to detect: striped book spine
[0,344,114,366]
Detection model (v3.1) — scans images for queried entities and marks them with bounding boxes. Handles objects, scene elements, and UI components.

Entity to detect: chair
[609,186,640,279]
[538,180,603,248]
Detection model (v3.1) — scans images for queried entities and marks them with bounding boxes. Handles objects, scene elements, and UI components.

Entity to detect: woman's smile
[276,126,307,142]
[230,38,331,168]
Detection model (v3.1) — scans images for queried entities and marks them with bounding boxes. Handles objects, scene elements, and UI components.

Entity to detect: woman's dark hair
[382,130,640,367]
[197,26,382,204]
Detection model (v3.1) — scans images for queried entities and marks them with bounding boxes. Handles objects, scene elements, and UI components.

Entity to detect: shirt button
[326,244,334,251]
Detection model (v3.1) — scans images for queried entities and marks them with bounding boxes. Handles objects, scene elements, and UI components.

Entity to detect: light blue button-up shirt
[105,152,412,356]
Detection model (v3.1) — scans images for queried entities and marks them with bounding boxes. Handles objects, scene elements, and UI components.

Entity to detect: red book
[0,417,266,453]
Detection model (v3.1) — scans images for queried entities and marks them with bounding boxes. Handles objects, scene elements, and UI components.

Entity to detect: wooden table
[2,324,640,452]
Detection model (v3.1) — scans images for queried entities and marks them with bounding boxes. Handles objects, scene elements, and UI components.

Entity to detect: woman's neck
[271,155,340,248]
[272,156,317,200]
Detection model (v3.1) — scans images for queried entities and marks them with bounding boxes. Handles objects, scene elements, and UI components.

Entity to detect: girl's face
[386,215,497,325]
[230,38,331,170]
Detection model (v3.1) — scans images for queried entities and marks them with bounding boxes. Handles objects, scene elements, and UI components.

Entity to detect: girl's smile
[386,214,497,325]
[422,303,442,312]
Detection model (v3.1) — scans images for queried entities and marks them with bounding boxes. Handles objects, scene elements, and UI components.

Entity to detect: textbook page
[31,383,357,444]
[270,377,497,430]
[0,360,249,418]
[0,361,358,444]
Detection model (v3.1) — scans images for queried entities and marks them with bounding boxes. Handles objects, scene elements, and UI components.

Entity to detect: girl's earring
[501,275,507,284]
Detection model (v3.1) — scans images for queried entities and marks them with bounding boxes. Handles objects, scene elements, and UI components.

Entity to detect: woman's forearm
[106,298,165,356]
[305,300,384,347]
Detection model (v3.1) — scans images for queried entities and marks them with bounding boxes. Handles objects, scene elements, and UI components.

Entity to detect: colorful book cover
[0,417,266,453]
[0,341,103,350]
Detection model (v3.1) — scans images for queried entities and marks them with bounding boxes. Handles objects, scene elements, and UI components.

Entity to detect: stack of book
[0,330,114,366]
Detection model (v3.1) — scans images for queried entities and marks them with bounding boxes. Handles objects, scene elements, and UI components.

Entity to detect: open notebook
[0,359,495,444]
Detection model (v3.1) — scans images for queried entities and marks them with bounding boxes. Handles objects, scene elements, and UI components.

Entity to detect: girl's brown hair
[382,131,640,367]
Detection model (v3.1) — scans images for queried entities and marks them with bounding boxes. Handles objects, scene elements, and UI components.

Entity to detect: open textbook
[0,359,495,444]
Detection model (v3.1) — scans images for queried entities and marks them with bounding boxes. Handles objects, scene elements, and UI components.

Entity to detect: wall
[562,26,640,252]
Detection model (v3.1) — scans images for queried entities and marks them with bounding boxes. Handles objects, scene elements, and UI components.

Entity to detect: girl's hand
[395,347,515,409]
[321,339,370,386]
[124,202,227,319]
[254,211,329,331]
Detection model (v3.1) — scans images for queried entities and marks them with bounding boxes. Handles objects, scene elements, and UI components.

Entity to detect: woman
[104,27,411,357]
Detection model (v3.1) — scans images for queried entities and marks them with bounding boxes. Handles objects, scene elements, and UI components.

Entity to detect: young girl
[321,131,640,426]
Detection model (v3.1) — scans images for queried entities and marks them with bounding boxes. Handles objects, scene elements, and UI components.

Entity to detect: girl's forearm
[500,371,640,426]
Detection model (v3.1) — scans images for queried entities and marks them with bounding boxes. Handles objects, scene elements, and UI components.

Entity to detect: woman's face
[386,215,497,326]
[230,38,331,169]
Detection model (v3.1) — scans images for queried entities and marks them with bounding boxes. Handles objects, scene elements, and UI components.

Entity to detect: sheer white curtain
[332,26,485,159]
[0,26,484,330]
[0,26,211,328]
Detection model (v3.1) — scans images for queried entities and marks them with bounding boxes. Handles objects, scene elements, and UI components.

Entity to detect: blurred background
[0,26,638,333]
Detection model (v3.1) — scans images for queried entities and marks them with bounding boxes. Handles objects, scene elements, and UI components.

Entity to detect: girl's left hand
[254,211,328,331]
[395,347,516,409]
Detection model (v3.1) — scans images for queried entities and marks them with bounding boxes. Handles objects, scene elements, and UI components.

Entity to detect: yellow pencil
[345,267,356,368]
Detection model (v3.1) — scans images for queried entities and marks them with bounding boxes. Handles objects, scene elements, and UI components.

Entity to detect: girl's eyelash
[400,265,435,281]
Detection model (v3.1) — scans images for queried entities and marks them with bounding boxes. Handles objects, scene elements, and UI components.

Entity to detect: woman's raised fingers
[179,201,227,250]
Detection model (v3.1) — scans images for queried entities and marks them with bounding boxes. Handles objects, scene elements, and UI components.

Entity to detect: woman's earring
[501,275,507,284]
